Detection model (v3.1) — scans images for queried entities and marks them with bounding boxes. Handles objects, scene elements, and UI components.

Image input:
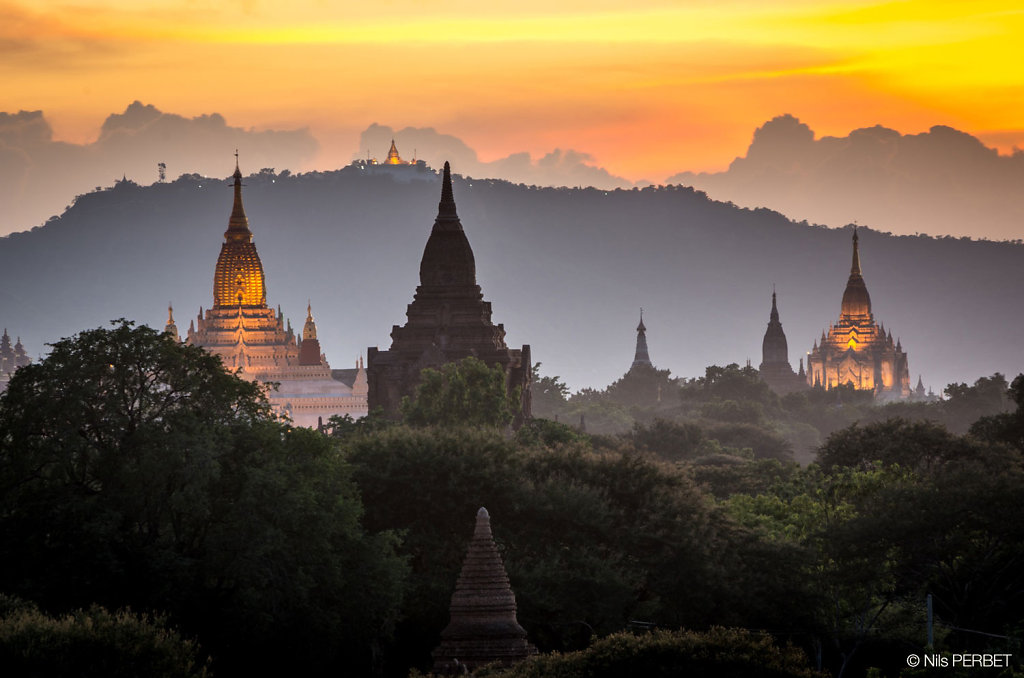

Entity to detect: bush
[0,600,209,678]
[475,627,822,678]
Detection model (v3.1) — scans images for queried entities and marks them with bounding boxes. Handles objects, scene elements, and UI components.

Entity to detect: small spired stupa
[757,290,808,395]
[367,162,531,423]
[0,329,32,393]
[432,507,537,674]
[186,157,367,426]
[630,309,652,371]
[805,228,911,399]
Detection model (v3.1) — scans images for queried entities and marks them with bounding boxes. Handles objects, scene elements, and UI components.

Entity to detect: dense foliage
[0,321,406,677]
[474,628,824,678]
[401,356,520,428]
[1,321,1022,678]
[0,596,209,678]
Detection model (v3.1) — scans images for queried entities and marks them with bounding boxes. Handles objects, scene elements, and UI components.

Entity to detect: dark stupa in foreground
[432,507,537,674]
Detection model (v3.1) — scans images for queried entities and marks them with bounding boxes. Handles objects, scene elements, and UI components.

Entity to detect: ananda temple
[178,158,367,427]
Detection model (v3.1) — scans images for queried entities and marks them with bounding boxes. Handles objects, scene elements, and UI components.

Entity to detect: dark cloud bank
[670,115,1024,240]
[4,103,1022,242]
[0,102,318,236]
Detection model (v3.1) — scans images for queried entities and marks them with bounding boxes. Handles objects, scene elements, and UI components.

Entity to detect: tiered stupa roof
[432,507,537,673]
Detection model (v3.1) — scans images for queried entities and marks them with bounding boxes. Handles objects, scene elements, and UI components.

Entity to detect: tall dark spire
[630,308,652,369]
[761,289,789,367]
[418,161,477,289]
[437,160,459,224]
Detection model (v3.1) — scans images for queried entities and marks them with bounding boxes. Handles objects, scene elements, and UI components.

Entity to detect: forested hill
[1,167,1020,392]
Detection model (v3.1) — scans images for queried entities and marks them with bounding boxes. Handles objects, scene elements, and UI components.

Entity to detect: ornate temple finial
[165,302,180,341]
[226,154,250,239]
[851,226,861,276]
[770,288,779,322]
[302,300,317,341]
[637,307,645,333]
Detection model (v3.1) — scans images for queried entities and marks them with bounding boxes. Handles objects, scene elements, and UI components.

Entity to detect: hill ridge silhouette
[1,168,1020,392]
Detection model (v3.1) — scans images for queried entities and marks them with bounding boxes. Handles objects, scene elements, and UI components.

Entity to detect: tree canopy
[400,356,520,428]
[0,320,407,677]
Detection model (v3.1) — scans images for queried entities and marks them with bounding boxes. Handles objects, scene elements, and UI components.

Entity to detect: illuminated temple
[351,140,433,182]
[806,229,911,399]
[184,159,367,426]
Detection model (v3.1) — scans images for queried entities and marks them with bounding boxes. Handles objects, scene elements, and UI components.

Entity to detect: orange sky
[3,0,1024,180]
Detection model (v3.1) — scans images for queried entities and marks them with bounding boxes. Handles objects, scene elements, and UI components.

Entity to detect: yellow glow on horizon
[4,0,1024,178]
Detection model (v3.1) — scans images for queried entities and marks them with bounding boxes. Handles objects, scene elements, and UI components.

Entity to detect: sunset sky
[3,0,1024,180]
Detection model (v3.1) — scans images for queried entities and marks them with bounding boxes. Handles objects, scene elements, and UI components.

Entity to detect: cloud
[668,115,1024,240]
[355,124,632,190]
[0,102,318,236]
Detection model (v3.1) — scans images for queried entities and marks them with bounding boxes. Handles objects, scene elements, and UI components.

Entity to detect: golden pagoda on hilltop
[385,139,406,165]
[351,139,433,183]
[186,157,367,426]
[806,229,910,399]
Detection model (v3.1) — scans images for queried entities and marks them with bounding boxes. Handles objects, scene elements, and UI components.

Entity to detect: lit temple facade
[806,229,911,399]
[185,160,367,427]
[758,291,808,395]
[367,162,531,423]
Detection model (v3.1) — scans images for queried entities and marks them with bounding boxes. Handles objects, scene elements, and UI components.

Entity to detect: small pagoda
[432,507,537,674]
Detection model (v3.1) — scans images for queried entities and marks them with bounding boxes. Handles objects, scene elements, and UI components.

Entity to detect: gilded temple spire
[225,151,251,242]
[303,300,318,341]
[165,303,180,341]
[213,155,267,308]
[840,228,871,318]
